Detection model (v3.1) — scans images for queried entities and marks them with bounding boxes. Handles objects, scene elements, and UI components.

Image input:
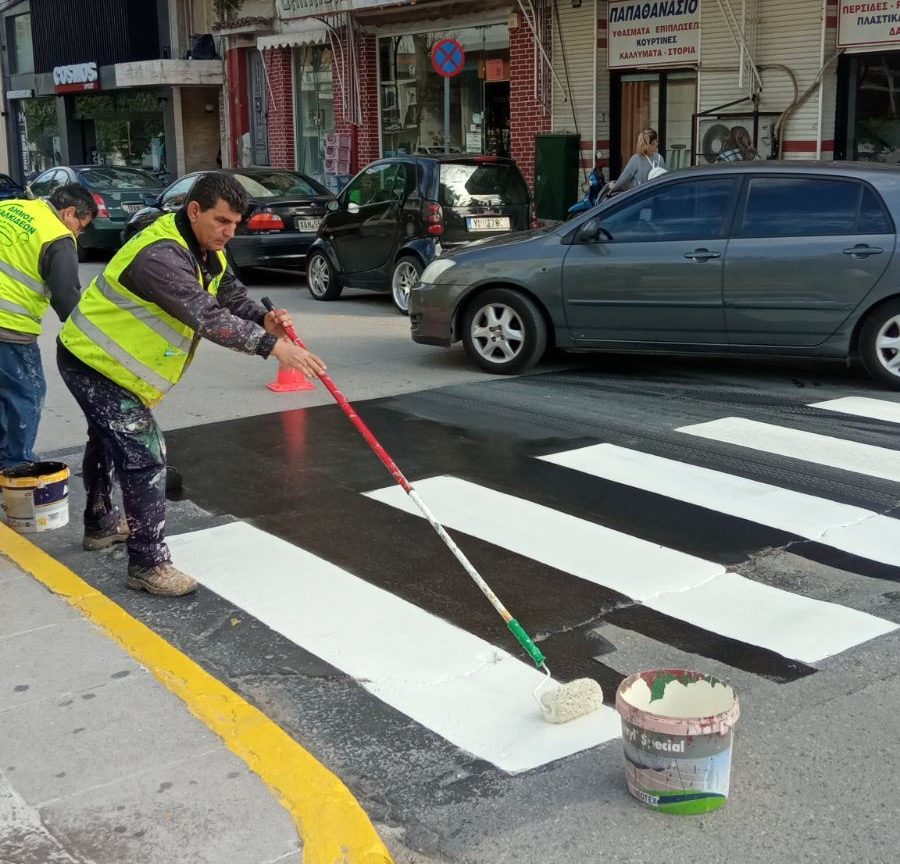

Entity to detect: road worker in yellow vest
[0,183,97,469]
[57,172,326,597]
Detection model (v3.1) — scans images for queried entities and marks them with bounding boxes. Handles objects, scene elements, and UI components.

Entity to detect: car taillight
[424,201,443,236]
[91,193,109,219]
[245,212,284,232]
[530,200,539,230]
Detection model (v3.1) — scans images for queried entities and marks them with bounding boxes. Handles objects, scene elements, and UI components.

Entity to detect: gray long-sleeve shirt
[117,209,277,359]
[609,153,667,194]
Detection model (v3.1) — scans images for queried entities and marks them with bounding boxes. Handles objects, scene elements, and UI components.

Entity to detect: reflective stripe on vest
[59,213,225,407]
[0,198,74,335]
[66,305,174,394]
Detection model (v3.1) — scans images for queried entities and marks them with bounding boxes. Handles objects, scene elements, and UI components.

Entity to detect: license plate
[121,203,143,214]
[466,216,510,232]
[296,218,320,232]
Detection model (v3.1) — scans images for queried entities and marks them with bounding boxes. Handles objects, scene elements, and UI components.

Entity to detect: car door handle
[683,248,721,261]
[842,244,883,258]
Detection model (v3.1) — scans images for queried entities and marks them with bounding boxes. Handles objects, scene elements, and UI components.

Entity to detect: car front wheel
[306,252,342,301]
[860,299,900,389]
[391,256,422,315]
[461,288,547,374]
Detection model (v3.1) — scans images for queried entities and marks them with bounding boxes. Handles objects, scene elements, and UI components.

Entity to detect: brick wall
[263,47,295,168]
[509,10,553,191]
[333,31,379,173]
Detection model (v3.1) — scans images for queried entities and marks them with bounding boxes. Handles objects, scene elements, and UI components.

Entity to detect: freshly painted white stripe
[809,397,900,425]
[365,477,897,663]
[168,522,622,774]
[539,444,900,567]
[678,417,900,483]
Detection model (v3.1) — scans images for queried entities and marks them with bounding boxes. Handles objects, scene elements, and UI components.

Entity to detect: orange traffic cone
[266,363,316,392]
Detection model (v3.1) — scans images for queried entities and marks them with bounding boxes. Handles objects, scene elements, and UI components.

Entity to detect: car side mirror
[143,194,158,206]
[577,218,603,244]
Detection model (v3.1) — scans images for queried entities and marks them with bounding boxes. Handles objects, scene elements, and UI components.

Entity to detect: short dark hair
[48,183,98,221]
[185,172,249,214]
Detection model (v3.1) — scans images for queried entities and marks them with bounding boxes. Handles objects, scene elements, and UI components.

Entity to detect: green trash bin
[535,133,581,222]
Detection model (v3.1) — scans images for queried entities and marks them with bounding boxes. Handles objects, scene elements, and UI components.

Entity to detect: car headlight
[420,258,457,283]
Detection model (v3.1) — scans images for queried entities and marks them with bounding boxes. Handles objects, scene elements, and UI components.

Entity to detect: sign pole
[444,76,450,155]
[431,38,465,156]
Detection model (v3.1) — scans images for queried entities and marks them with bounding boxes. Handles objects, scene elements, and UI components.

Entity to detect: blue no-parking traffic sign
[431,38,465,78]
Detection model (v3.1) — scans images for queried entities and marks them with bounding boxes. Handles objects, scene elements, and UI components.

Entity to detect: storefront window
[294,45,334,183]
[6,13,33,75]
[20,99,60,175]
[378,24,510,158]
[849,53,900,162]
[617,70,696,173]
[74,91,165,171]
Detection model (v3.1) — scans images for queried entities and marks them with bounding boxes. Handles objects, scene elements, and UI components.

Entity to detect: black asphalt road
[31,355,900,864]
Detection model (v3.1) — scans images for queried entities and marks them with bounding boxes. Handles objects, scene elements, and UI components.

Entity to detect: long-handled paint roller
[261,297,604,724]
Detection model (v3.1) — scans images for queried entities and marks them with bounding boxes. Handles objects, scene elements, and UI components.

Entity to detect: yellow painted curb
[0,524,394,864]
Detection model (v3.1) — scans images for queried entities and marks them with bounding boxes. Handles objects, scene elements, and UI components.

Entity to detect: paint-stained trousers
[0,340,46,469]
[57,343,171,569]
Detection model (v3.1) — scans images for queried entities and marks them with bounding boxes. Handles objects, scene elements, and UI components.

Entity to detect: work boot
[83,516,129,551]
[126,563,197,597]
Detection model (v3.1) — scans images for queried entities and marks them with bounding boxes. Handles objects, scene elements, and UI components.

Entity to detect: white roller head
[539,677,604,724]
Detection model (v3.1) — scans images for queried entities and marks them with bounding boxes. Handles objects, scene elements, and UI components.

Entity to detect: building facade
[218,0,554,191]
[0,0,223,184]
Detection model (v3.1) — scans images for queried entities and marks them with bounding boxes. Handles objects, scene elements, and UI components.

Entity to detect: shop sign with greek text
[276,0,407,18]
[837,2,900,49]
[608,0,700,69]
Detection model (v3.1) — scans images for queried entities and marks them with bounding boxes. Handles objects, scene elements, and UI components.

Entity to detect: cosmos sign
[52,62,100,93]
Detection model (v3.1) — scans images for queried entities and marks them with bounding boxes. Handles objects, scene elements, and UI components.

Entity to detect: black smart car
[305,155,532,313]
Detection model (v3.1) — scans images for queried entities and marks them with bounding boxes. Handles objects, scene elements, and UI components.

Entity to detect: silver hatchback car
[410,162,900,389]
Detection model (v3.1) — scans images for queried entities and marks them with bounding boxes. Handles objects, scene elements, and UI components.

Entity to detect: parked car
[306,154,533,314]
[410,161,900,390]
[28,165,164,259]
[123,168,334,279]
[0,173,26,200]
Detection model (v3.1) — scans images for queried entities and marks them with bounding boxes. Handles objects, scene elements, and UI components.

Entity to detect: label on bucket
[0,462,70,534]
[616,669,740,815]
[621,717,733,814]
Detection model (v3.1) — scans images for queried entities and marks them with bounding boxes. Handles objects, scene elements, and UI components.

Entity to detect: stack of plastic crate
[324,133,351,177]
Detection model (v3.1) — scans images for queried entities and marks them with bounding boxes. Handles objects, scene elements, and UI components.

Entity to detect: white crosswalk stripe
[365,477,897,664]
[678,417,900,482]
[809,396,900,424]
[538,443,900,567]
[168,522,622,774]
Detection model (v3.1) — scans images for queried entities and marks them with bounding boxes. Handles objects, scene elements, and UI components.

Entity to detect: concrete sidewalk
[0,550,303,864]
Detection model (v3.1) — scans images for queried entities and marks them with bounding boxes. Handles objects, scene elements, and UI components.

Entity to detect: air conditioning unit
[697,119,731,163]
[694,113,779,163]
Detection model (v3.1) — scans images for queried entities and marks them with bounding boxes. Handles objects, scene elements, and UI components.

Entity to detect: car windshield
[79,168,161,191]
[233,172,327,198]
[439,162,529,207]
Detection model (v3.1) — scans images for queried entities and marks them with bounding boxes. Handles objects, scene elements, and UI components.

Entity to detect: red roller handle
[261,296,412,493]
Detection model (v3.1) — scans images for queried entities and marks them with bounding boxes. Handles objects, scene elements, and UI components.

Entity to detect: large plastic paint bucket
[0,461,70,533]
[615,669,740,815]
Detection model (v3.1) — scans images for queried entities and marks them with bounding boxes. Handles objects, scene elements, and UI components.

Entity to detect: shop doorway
[249,50,269,166]
[837,52,900,163]
[294,45,334,184]
[484,81,510,156]
[611,69,696,176]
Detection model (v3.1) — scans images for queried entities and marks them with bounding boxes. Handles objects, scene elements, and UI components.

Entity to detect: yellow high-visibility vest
[59,213,226,407]
[0,198,75,335]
